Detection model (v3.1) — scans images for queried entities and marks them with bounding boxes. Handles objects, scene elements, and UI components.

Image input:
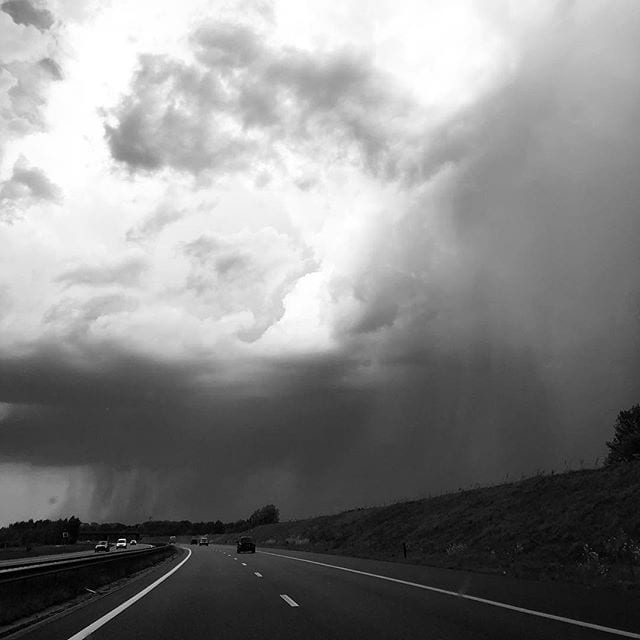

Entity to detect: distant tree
[212,520,225,534]
[605,404,640,465]
[248,504,280,528]
[67,516,81,543]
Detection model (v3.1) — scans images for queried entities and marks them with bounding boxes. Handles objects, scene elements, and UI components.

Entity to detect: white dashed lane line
[280,594,299,607]
[241,562,247,566]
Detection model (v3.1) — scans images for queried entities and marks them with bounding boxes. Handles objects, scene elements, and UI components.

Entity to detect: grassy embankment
[213,462,640,588]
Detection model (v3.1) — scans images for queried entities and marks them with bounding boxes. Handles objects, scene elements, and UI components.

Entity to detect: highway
[15,544,640,639]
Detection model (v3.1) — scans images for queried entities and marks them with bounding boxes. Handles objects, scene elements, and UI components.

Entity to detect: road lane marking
[260,551,640,638]
[280,594,299,607]
[254,572,262,578]
[66,548,192,640]
[234,557,238,561]
[242,562,247,566]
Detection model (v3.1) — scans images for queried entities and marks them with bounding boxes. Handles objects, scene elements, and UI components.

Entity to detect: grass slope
[215,463,640,588]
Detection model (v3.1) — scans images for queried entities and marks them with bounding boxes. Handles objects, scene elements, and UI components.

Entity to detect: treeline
[0,517,81,546]
[81,504,280,537]
[0,505,279,545]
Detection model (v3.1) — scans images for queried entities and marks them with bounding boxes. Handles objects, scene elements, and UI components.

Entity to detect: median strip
[261,551,640,638]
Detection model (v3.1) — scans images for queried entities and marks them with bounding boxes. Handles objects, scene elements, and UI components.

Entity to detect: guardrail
[0,543,176,628]
[0,544,169,584]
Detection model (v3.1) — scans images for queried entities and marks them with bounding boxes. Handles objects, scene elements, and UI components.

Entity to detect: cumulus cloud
[0,7,61,138]
[1,0,54,31]
[182,229,316,342]
[56,257,147,288]
[105,19,414,180]
[126,202,187,242]
[0,0,62,219]
[1,156,60,200]
[0,156,61,220]
[105,53,257,174]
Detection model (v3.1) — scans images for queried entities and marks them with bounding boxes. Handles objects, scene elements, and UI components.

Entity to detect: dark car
[236,536,256,554]
[190,538,198,545]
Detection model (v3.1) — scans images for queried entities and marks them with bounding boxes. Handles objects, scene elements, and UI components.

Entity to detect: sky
[0,0,639,525]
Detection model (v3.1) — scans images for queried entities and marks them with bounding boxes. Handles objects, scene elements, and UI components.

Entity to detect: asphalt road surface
[15,544,640,639]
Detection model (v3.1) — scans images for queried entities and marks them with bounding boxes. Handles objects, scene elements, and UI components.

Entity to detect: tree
[67,516,81,544]
[248,504,279,528]
[605,404,640,465]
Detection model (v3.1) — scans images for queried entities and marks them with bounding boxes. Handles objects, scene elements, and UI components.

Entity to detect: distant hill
[212,462,640,588]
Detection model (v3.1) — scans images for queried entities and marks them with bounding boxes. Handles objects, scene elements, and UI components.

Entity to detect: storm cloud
[1,1,639,524]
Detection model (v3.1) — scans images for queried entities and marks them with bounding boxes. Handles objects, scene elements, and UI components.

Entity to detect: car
[190,538,198,545]
[129,539,137,545]
[236,536,256,554]
[94,540,109,552]
[199,537,209,546]
[169,536,176,544]
[116,538,127,549]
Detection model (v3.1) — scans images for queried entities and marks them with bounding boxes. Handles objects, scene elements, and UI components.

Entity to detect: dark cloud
[332,1,640,467]
[0,325,566,522]
[1,0,54,31]
[0,342,375,520]
[55,258,146,288]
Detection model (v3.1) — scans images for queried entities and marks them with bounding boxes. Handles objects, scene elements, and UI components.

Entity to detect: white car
[94,540,109,552]
[116,538,127,549]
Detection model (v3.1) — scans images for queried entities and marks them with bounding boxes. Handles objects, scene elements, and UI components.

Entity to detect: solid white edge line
[66,548,192,640]
[280,594,299,607]
[260,551,640,638]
